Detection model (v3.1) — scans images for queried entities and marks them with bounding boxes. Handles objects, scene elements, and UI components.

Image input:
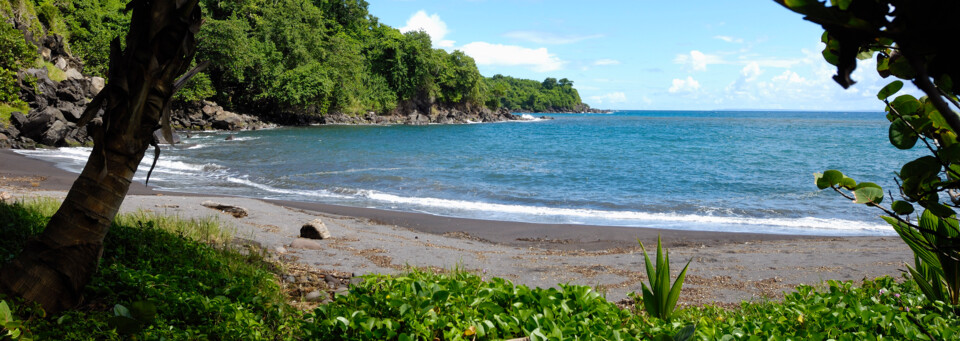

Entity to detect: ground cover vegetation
[2,199,958,339]
[0,0,587,118]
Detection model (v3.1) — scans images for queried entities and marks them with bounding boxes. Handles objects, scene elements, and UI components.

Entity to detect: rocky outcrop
[170,101,273,131]
[3,68,103,149]
[318,101,522,125]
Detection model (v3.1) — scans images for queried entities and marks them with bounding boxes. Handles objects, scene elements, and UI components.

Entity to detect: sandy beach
[0,149,912,305]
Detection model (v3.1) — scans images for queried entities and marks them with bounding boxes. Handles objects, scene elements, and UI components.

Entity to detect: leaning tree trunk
[0,0,201,314]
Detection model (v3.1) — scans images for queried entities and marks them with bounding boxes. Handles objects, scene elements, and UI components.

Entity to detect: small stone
[300,219,331,239]
[0,192,12,203]
[275,246,287,254]
[54,57,67,70]
[305,291,323,302]
[289,238,323,250]
[64,68,83,80]
[283,275,296,283]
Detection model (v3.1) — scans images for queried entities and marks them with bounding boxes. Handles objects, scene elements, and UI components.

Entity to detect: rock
[89,77,105,95]
[304,290,323,302]
[57,101,82,122]
[21,107,66,142]
[300,219,331,239]
[9,112,28,129]
[323,275,339,288]
[200,201,249,218]
[0,192,12,203]
[40,47,51,60]
[64,68,83,80]
[289,238,323,250]
[54,57,67,70]
[40,120,68,146]
[211,111,244,130]
[224,135,234,141]
[275,246,287,254]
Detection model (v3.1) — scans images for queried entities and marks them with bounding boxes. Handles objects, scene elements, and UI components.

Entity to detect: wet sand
[0,149,912,304]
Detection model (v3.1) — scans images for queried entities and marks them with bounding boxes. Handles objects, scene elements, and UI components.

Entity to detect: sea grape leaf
[854,187,883,204]
[890,95,921,115]
[892,201,915,215]
[877,81,903,99]
[822,170,844,186]
[839,177,857,189]
[889,118,918,149]
[814,173,831,190]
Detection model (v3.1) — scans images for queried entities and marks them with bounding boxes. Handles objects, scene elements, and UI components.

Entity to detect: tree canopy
[4,0,589,116]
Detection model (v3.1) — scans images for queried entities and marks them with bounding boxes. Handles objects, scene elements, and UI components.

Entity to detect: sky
[367,0,914,111]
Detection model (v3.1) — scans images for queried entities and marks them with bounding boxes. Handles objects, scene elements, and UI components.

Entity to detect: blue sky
[368,0,910,111]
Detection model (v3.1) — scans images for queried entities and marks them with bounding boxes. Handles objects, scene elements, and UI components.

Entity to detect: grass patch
[0,102,29,128]
[0,198,301,340]
[42,62,66,82]
[1,198,959,340]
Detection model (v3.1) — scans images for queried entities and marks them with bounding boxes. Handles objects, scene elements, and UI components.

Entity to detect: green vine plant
[778,0,960,306]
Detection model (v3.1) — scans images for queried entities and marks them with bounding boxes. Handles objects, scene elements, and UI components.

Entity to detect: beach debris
[274,245,287,254]
[289,238,323,250]
[201,201,248,218]
[300,219,332,239]
[0,191,12,203]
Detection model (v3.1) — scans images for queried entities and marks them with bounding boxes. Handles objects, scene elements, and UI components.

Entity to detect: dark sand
[0,149,913,304]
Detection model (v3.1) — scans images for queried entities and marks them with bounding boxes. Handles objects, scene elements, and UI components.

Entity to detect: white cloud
[593,59,621,66]
[589,92,627,104]
[772,70,807,84]
[674,50,722,71]
[669,76,701,93]
[714,35,744,43]
[460,42,564,72]
[399,10,455,48]
[741,62,762,82]
[503,31,604,45]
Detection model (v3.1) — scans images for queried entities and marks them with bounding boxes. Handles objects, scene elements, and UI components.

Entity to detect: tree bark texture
[0,0,201,314]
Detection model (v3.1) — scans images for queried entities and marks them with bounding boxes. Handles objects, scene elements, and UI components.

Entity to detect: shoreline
[0,149,913,304]
[2,149,819,250]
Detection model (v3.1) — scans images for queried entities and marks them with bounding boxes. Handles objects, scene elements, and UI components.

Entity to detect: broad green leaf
[854,187,883,204]
[889,55,916,79]
[838,177,857,189]
[113,304,131,318]
[890,95,921,115]
[877,81,903,99]
[936,74,954,93]
[891,201,915,215]
[836,0,852,10]
[814,173,831,190]
[822,170,843,186]
[129,301,157,323]
[855,182,882,190]
[889,118,918,149]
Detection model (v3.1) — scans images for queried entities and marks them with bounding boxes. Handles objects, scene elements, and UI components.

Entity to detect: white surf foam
[359,190,893,234]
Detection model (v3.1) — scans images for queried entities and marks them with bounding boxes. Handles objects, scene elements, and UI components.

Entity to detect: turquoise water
[21,111,923,235]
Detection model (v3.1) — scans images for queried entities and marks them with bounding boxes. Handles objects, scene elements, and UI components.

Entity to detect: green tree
[779,0,960,305]
[0,0,203,313]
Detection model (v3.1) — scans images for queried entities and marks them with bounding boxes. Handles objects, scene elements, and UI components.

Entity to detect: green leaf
[891,201,915,215]
[129,301,157,324]
[674,324,697,341]
[854,187,883,204]
[889,118,919,149]
[838,177,857,189]
[836,0,852,10]
[877,81,903,99]
[855,182,882,190]
[113,304,131,318]
[890,95,921,115]
[822,170,843,186]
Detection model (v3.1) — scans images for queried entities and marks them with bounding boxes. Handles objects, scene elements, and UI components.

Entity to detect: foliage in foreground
[0,199,300,340]
[780,0,960,306]
[3,199,959,340]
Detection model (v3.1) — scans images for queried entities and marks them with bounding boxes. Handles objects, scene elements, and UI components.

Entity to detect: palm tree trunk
[0,0,201,314]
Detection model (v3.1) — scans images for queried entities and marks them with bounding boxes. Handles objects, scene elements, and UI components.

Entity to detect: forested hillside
[1,0,595,121]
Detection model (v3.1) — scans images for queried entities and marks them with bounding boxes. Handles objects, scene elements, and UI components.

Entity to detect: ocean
[18,110,922,236]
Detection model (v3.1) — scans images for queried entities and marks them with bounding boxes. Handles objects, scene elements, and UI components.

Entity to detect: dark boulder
[9,112,28,129]
[21,107,66,142]
[40,120,68,146]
